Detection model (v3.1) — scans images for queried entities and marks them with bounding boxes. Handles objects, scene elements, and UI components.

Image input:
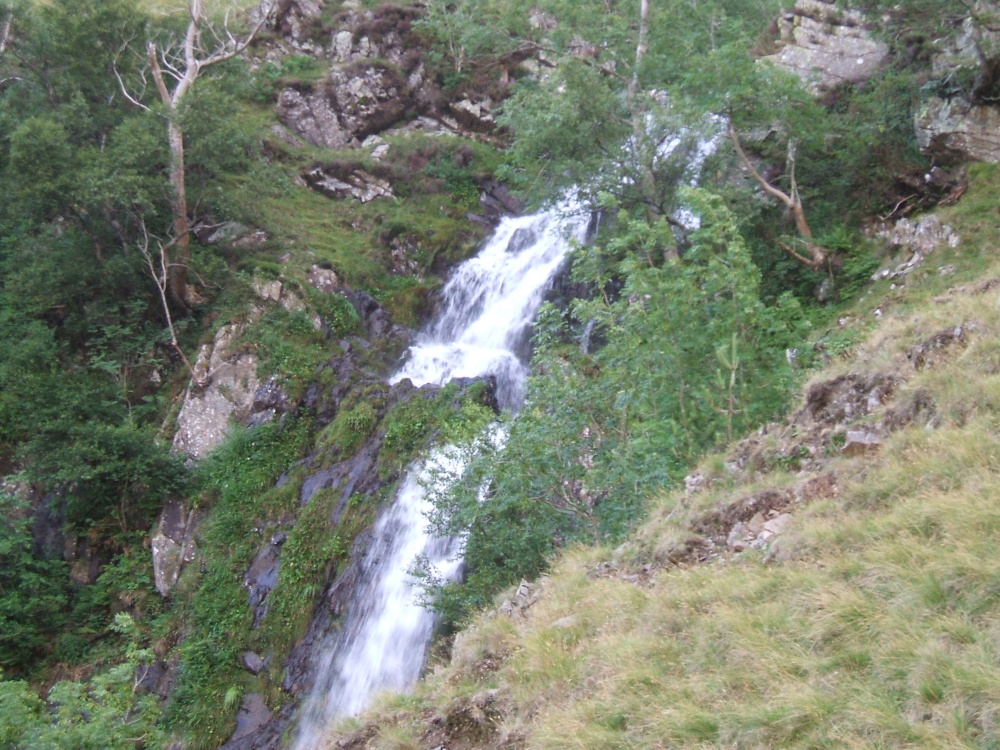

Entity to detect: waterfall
[291,204,590,749]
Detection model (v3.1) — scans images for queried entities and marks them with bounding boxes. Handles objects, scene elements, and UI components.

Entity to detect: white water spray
[292,204,589,749]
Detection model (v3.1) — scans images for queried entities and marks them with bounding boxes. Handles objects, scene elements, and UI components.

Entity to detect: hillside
[323,165,1000,749]
[3,0,1000,748]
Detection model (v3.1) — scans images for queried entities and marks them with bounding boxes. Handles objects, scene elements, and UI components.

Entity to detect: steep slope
[319,165,1000,749]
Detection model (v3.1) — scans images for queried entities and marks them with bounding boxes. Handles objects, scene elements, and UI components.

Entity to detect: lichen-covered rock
[225,693,272,746]
[760,0,889,93]
[873,214,961,281]
[304,165,394,203]
[915,96,1000,163]
[270,0,324,42]
[245,533,285,627]
[327,63,410,140]
[277,87,352,149]
[151,499,202,596]
[307,264,340,293]
[172,324,260,460]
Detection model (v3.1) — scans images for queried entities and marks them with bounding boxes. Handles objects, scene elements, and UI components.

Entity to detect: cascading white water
[292,204,590,750]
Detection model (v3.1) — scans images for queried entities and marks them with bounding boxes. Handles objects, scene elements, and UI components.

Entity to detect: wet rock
[760,0,889,94]
[152,499,202,597]
[298,441,379,525]
[243,651,266,675]
[228,694,271,744]
[135,661,165,694]
[479,179,522,218]
[245,535,286,627]
[254,378,290,413]
[30,490,65,561]
[281,526,373,696]
[66,537,105,586]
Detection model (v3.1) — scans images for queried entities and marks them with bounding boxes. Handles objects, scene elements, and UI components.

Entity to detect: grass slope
[319,165,1000,749]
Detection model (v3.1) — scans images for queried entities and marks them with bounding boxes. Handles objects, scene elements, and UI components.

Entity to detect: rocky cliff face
[271,4,496,153]
[911,2,1000,163]
[761,0,889,93]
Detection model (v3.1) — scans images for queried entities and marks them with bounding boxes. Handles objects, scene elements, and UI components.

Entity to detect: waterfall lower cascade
[292,205,590,749]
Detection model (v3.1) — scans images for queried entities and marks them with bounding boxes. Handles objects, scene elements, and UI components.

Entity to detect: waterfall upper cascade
[292,205,590,749]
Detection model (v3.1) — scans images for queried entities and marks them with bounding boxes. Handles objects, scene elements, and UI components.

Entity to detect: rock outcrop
[274,3,500,165]
[276,7,438,150]
[151,499,202,597]
[761,0,888,93]
[172,324,262,460]
[913,5,1000,163]
[304,164,394,202]
[872,213,961,282]
[916,96,1000,163]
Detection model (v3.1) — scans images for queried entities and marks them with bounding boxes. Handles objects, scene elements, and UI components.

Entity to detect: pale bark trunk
[0,13,12,55]
[166,119,192,309]
[728,123,827,269]
[629,0,658,221]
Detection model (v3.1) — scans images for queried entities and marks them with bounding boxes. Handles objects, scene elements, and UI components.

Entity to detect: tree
[0,614,166,750]
[115,0,274,309]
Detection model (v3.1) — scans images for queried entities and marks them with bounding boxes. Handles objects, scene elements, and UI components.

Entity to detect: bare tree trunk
[166,119,192,309]
[0,11,12,55]
[629,0,659,221]
[728,123,827,269]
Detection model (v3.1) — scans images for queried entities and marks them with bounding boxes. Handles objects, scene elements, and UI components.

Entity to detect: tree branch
[136,220,204,387]
[730,122,825,269]
[728,121,795,208]
[113,39,151,111]
[147,42,172,106]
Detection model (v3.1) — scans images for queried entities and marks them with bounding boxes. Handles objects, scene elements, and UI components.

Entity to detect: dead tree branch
[728,122,827,269]
[136,220,204,387]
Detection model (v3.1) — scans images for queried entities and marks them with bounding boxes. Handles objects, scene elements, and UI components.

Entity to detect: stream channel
[291,204,590,749]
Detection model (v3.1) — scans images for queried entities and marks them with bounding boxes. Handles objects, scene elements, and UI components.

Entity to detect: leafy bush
[0,493,70,673]
[424,191,808,624]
